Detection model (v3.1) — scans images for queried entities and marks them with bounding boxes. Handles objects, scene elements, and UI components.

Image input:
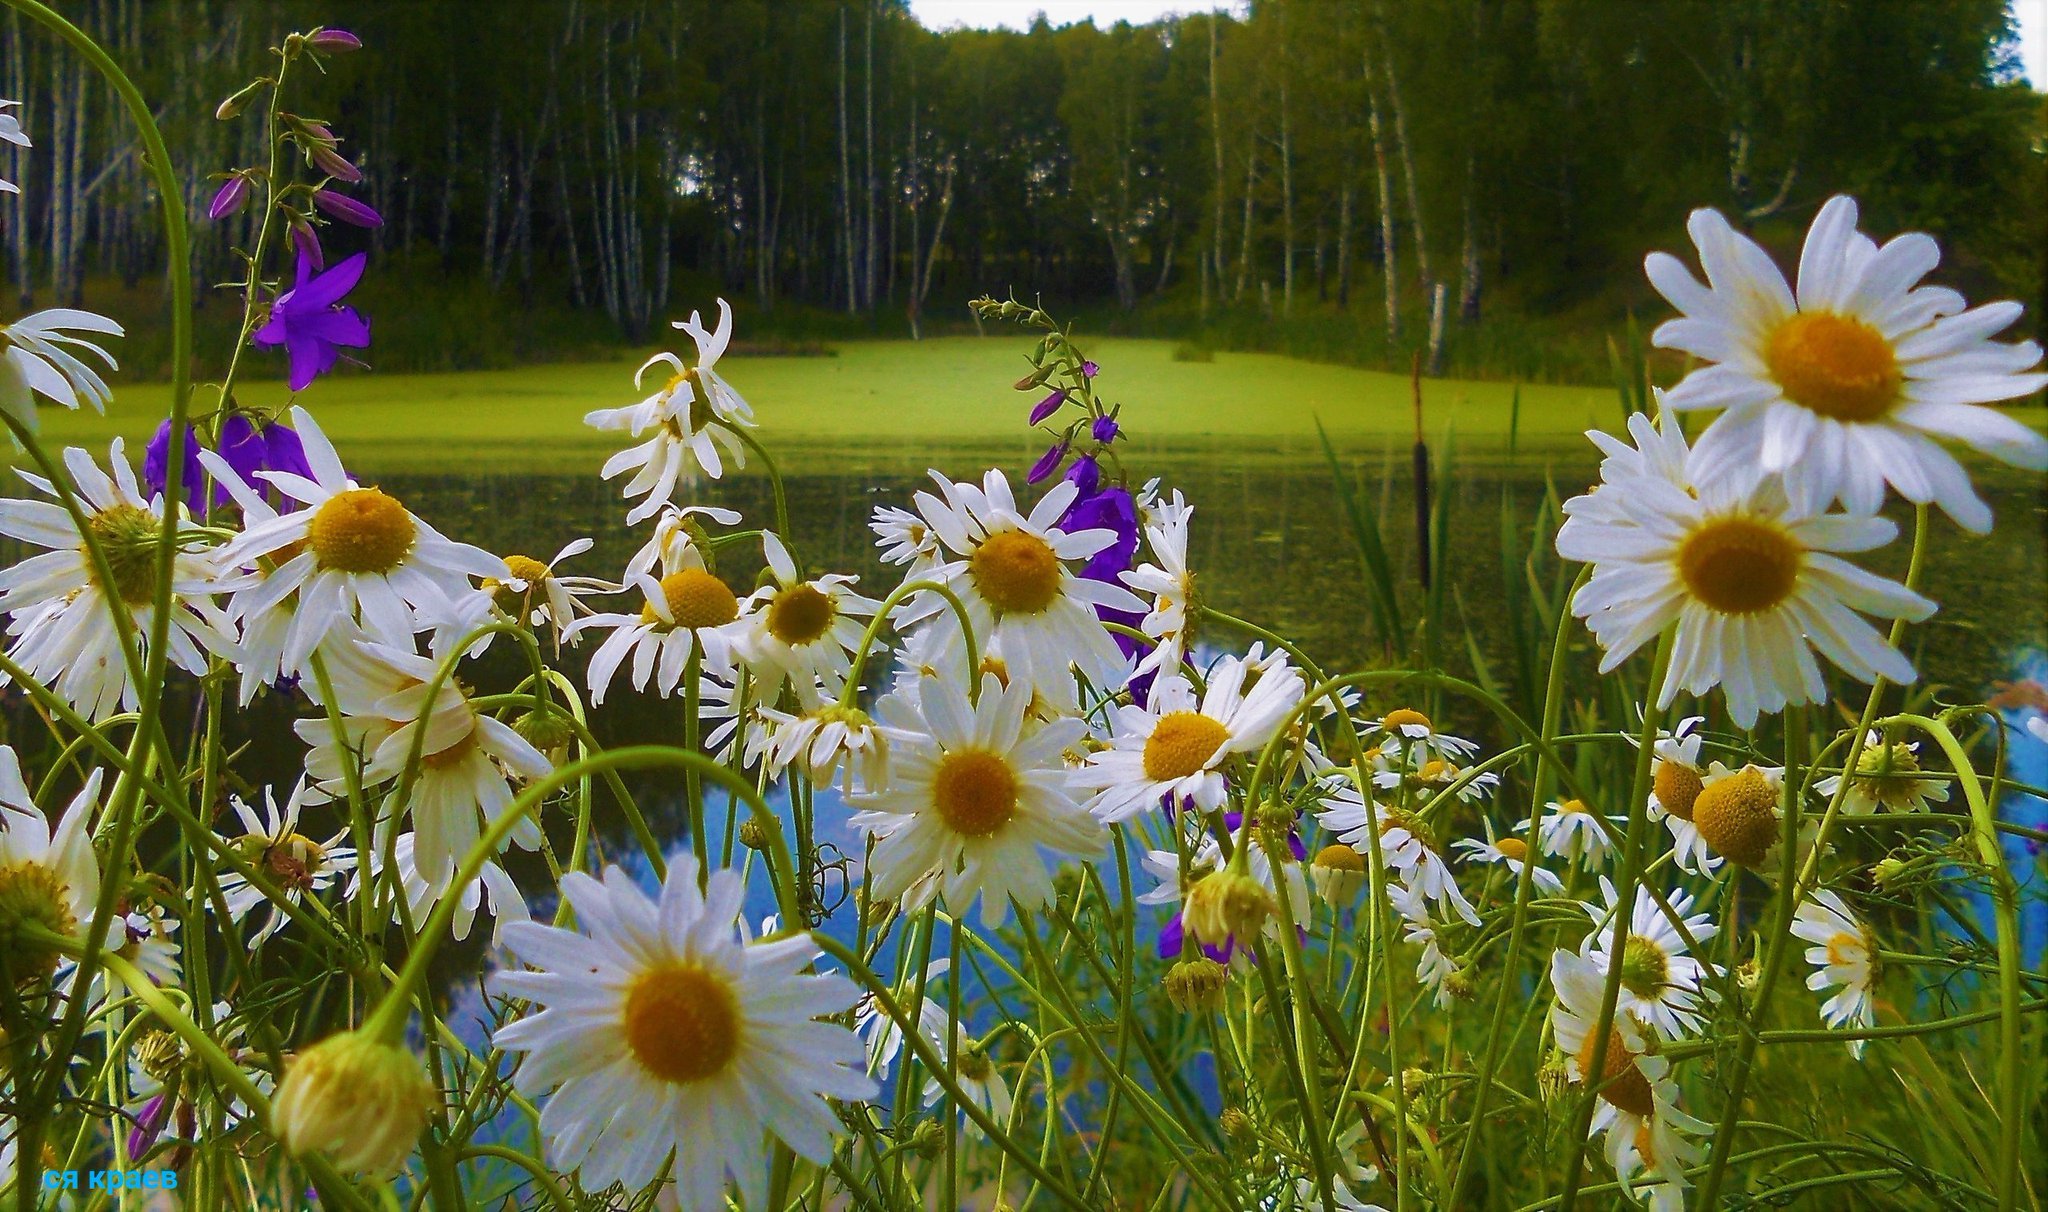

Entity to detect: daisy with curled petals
[0,99,25,194]
[215,406,507,675]
[1316,783,1478,925]
[870,504,941,572]
[1527,798,1624,871]
[1548,949,1712,1198]
[1790,889,1879,1057]
[0,748,101,983]
[626,504,743,580]
[1453,825,1562,896]
[1648,195,2048,532]
[1360,707,1478,766]
[755,700,888,793]
[1372,757,1499,805]
[1814,730,1947,815]
[492,860,873,1208]
[485,538,611,655]
[0,441,235,721]
[216,780,357,946]
[1388,881,1457,1008]
[586,300,755,524]
[923,1030,1012,1140]
[359,832,529,945]
[855,959,950,1080]
[1557,404,1933,729]
[1642,716,1720,875]
[893,469,1143,711]
[847,672,1102,927]
[734,533,878,707]
[1072,652,1305,822]
[570,555,746,706]
[1,307,123,434]
[1579,877,1718,1041]
[1121,488,1197,688]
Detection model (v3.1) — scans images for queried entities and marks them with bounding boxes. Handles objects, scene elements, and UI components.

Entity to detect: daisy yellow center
[1382,708,1431,731]
[1493,837,1529,862]
[1692,768,1779,868]
[1575,1027,1654,1117]
[1765,312,1901,422]
[0,862,77,982]
[1676,517,1802,616]
[1143,712,1230,781]
[932,749,1018,837]
[307,488,417,574]
[1417,759,1455,782]
[1654,760,1704,822]
[969,530,1062,614]
[1618,935,1669,998]
[1313,844,1366,872]
[641,569,739,631]
[622,962,741,1084]
[503,555,551,584]
[82,503,161,605]
[957,1046,994,1082]
[767,584,836,645]
[1851,742,1927,809]
[419,731,479,772]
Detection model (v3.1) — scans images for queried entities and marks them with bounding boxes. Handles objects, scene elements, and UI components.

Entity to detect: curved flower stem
[729,424,792,539]
[1266,863,1340,1211]
[840,577,981,707]
[457,1145,573,1212]
[210,50,291,415]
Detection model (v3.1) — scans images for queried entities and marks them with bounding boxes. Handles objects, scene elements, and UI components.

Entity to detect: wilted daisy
[1791,889,1879,1056]
[216,406,507,674]
[572,558,746,705]
[1388,881,1458,1008]
[216,781,357,946]
[587,301,755,523]
[1360,707,1479,766]
[1558,406,1934,729]
[492,860,874,1207]
[734,533,877,707]
[1121,488,1197,686]
[1644,716,1721,874]
[1579,877,1718,1040]
[1453,826,1563,896]
[1072,652,1304,822]
[1,307,123,434]
[1528,798,1624,870]
[0,440,235,721]
[848,672,1101,926]
[485,538,610,654]
[893,469,1143,710]
[854,959,951,1080]
[1648,195,2048,531]
[0,749,100,983]
[1316,783,1478,925]
[1814,730,1947,814]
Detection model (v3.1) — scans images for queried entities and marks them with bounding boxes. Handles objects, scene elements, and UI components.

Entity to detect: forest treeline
[2,0,2041,380]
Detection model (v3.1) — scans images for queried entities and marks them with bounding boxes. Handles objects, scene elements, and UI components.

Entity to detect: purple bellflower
[252,251,371,391]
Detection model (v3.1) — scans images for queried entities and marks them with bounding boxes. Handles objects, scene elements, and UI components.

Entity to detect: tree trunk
[1372,5,1430,295]
[1206,15,1226,317]
[1362,45,1398,344]
[1458,155,1481,322]
[836,5,856,314]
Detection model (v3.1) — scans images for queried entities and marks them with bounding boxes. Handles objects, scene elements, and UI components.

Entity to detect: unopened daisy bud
[1537,1056,1571,1104]
[1163,957,1229,1014]
[1734,959,1761,995]
[215,79,265,121]
[271,1031,436,1177]
[1401,1067,1432,1100]
[1217,1106,1254,1142]
[1444,968,1476,1003]
[737,816,768,852]
[1310,844,1366,906]
[512,707,575,762]
[1870,855,1908,887]
[906,1118,945,1159]
[1182,866,1273,949]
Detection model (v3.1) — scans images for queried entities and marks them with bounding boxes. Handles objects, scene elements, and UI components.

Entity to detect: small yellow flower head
[1444,968,1476,1003]
[905,1119,946,1159]
[1870,855,1909,887]
[1309,844,1367,906]
[512,707,576,762]
[1217,1106,1255,1142]
[736,817,769,852]
[1693,766,1781,869]
[1182,867,1273,949]
[1163,957,1230,1014]
[0,860,79,984]
[1401,1067,1433,1100]
[272,1030,437,1177]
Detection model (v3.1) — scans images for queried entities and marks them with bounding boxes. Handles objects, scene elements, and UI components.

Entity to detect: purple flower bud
[312,189,383,229]
[143,420,204,512]
[1026,441,1067,484]
[207,175,250,222]
[1028,388,1068,426]
[1064,453,1101,499]
[311,145,362,184]
[289,219,324,270]
[1081,360,1100,379]
[127,1092,171,1160]
[307,28,362,53]
[1092,414,1120,444]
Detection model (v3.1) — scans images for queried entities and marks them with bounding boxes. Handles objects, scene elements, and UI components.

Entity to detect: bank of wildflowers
[0,10,2042,1211]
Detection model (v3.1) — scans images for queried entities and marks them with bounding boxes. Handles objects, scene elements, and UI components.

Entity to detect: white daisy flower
[586,300,755,523]
[215,780,357,945]
[893,469,1144,712]
[295,629,551,886]
[625,504,743,581]
[1453,827,1563,895]
[485,538,610,654]
[1644,716,1721,875]
[855,959,951,1080]
[1790,889,1879,1057]
[755,700,889,793]
[1316,783,1478,925]
[1,308,123,434]
[0,440,235,721]
[214,406,506,675]
[358,831,529,946]
[1527,798,1624,871]
[1388,881,1458,1008]
[1293,1121,1389,1211]
[1372,757,1500,804]
[922,1030,1013,1141]
[1071,652,1305,822]
[1579,877,1719,1040]
[1648,195,2048,532]
[870,503,941,571]
[1549,948,1712,1195]
[570,556,746,706]
[733,532,878,707]
[1557,404,1934,728]
[1121,489,1197,688]
[1139,829,1307,964]
[1360,707,1479,766]
[0,99,26,195]
[1814,730,1948,814]
[847,671,1103,927]
[0,748,101,980]
[491,860,875,1207]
